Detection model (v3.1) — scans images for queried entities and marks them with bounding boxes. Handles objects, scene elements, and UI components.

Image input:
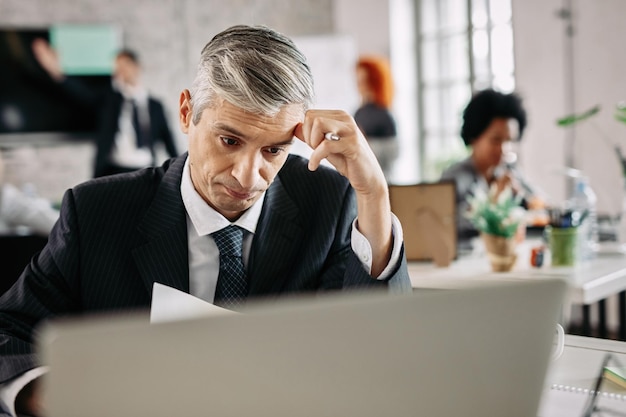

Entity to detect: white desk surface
[409,240,626,305]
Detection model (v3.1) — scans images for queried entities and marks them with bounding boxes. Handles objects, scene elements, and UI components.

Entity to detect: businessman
[0,25,411,416]
[93,49,180,177]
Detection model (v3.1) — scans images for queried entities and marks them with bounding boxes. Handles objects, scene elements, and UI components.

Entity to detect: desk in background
[409,239,626,340]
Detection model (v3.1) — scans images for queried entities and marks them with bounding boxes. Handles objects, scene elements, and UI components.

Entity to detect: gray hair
[189,25,315,124]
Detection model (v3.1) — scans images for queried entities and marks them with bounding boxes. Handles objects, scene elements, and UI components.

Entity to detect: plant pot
[481,232,517,272]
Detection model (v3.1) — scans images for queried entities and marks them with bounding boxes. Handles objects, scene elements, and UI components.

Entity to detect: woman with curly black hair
[441,89,544,239]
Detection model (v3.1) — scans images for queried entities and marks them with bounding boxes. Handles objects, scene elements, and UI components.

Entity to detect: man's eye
[221,137,238,146]
[266,147,284,155]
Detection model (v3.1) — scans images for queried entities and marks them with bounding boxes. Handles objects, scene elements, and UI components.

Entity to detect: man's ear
[179,89,193,133]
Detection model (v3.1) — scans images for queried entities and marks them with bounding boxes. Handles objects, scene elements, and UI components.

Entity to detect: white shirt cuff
[0,367,48,417]
[350,213,404,280]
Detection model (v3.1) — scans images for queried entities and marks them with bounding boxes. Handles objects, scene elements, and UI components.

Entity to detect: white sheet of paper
[150,283,235,323]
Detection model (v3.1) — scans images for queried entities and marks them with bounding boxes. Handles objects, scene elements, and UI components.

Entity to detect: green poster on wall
[50,24,120,75]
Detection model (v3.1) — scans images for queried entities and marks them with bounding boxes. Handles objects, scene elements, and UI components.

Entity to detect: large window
[416,0,515,181]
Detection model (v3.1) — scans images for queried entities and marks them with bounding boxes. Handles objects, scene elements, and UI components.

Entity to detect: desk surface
[409,239,626,305]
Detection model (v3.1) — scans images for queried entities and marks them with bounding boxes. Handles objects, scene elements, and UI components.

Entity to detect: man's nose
[231,153,263,189]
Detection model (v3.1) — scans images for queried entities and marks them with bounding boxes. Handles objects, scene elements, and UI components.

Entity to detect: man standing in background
[32,40,180,177]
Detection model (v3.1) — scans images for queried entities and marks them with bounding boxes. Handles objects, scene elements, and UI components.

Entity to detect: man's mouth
[224,186,255,200]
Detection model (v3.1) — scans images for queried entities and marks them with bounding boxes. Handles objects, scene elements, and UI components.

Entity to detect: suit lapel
[248,176,305,295]
[133,155,190,295]
[130,154,307,297]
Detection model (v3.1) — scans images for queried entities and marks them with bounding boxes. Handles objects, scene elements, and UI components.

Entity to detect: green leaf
[556,105,601,127]
[615,113,626,124]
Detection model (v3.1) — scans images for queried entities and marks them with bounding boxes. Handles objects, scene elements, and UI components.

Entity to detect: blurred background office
[2,0,625,216]
[1,0,626,328]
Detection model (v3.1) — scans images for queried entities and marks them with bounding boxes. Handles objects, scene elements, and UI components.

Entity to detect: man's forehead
[207,100,303,127]
[203,100,302,142]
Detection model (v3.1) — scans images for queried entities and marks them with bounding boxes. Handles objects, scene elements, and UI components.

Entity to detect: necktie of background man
[131,100,156,165]
[211,225,248,310]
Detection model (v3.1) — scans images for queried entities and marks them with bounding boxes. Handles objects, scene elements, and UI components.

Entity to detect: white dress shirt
[109,87,153,169]
[180,156,404,303]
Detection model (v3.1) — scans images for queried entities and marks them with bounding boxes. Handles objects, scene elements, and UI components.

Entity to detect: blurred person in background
[354,55,398,182]
[440,89,545,240]
[32,40,180,178]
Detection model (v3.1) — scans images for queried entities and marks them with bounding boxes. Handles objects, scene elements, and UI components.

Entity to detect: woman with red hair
[354,55,398,181]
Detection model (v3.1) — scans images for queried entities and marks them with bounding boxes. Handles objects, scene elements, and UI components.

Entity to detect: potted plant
[465,184,526,271]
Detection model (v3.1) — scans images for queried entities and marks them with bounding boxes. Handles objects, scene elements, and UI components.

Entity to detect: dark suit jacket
[0,153,410,386]
[94,90,179,177]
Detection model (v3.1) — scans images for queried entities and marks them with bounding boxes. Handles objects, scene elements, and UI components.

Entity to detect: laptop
[37,278,566,417]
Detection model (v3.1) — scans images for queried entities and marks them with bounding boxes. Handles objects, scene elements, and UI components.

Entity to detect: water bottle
[568,176,598,261]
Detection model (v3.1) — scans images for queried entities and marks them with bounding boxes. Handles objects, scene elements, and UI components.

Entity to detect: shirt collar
[181,156,265,236]
[113,80,149,104]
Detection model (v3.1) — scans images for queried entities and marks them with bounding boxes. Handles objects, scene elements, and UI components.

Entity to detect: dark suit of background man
[32,41,180,178]
[0,25,411,417]
[94,49,179,178]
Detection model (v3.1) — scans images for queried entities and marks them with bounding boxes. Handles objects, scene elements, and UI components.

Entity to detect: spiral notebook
[538,353,626,416]
[538,383,626,416]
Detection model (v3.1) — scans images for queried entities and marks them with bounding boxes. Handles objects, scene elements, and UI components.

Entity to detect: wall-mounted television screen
[0,25,120,136]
